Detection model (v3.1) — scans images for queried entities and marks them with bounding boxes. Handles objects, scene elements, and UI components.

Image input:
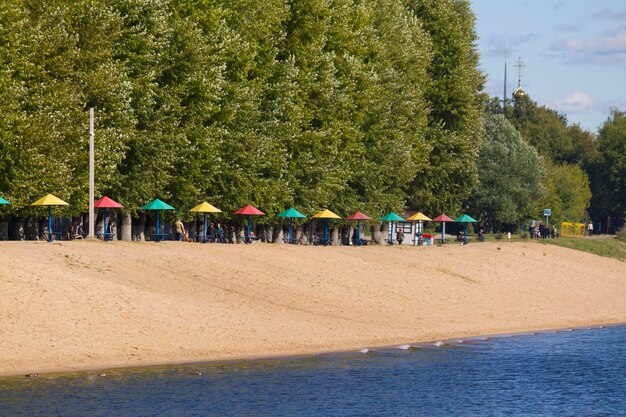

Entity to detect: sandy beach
[0,240,624,376]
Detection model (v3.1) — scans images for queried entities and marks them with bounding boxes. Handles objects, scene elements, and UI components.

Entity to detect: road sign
[543,209,551,216]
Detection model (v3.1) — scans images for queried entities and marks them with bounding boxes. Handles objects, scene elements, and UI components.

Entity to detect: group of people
[529,223,557,239]
[66,221,117,241]
[65,224,84,240]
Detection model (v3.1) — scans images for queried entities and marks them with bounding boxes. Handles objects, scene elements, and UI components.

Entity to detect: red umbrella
[346,211,372,221]
[233,205,265,216]
[233,205,265,242]
[346,211,372,245]
[93,196,123,240]
[432,213,454,243]
[94,196,123,209]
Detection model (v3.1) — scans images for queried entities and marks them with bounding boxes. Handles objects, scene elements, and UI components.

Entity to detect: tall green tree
[469,114,545,231]
[597,110,626,231]
[403,0,485,214]
[541,163,591,225]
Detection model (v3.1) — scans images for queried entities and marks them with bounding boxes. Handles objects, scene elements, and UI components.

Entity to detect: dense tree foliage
[403,0,484,214]
[541,163,591,225]
[487,90,612,231]
[597,110,626,231]
[469,114,544,231]
[0,0,484,229]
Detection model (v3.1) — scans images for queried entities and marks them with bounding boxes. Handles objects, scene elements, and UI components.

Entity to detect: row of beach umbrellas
[0,194,478,244]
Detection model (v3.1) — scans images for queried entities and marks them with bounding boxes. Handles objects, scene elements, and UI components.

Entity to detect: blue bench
[152,233,169,242]
[96,232,115,241]
[197,234,215,243]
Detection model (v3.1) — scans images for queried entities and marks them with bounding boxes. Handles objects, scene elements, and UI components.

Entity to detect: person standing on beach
[109,221,116,241]
[216,223,225,243]
[396,229,405,245]
[175,219,186,241]
[588,222,593,237]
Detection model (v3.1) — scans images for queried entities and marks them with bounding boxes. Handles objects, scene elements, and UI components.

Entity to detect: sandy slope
[0,240,624,376]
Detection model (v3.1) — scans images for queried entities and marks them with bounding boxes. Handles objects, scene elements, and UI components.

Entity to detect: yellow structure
[561,222,585,237]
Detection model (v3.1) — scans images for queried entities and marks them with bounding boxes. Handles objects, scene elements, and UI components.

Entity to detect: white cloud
[549,92,594,114]
[551,22,626,64]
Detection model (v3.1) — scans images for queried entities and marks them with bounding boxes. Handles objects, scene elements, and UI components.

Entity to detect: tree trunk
[10,216,25,240]
[340,226,352,246]
[331,227,339,246]
[110,213,118,241]
[133,213,146,242]
[372,222,384,245]
[0,217,8,240]
[29,217,42,240]
[96,212,104,234]
[272,226,283,243]
[259,224,270,242]
[232,224,241,244]
[121,213,132,241]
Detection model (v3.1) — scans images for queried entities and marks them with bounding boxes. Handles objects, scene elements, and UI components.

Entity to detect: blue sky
[471,0,626,133]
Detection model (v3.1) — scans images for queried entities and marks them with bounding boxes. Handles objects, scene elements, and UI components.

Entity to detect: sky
[471,0,626,133]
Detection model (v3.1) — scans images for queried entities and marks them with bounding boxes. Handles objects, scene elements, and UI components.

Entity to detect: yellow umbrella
[312,209,341,219]
[406,212,431,221]
[31,194,69,207]
[406,212,431,246]
[312,209,341,245]
[31,194,69,242]
[189,202,222,243]
[189,202,221,213]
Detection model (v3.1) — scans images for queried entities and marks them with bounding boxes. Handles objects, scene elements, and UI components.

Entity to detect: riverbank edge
[3,321,624,379]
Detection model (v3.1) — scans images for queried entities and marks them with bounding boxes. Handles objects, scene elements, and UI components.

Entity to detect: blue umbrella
[142,199,175,242]
[277,207,306,243]
[380,212,405,245]
[455,214,478,244]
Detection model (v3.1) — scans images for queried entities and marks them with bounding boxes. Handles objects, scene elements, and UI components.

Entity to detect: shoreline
[1,241,625,379]
[2,321,624,378]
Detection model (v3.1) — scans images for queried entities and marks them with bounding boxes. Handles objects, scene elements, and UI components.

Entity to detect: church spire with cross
[513,57,526,96]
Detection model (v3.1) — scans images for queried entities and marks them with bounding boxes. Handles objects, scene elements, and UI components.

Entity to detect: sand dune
[0,240,624,376]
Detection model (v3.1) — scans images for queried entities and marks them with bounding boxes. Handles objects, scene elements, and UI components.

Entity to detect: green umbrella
[142,199,175,242]
[380,212,405,245]
[0,197,10,205]
[455,214,477,244]
[277,207,306,243]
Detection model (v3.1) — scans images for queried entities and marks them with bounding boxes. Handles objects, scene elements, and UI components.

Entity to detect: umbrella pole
[464,223,467,244]
[390,222,394,245]
[156,211,160,242]
[289,218,293,243]
[324,219,328,243]
[357,221,361,245]
[442,222,445,244]
[103,209,108,238]
[247,214,251,242]
[418,221,422,246]
[48,206,52,242]
[203,212,207,243]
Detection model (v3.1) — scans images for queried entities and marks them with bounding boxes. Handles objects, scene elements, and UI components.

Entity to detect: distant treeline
[480,93,625,234]
[0,0,482,222]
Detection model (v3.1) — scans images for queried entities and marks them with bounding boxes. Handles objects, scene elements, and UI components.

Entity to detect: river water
[1,325,625,416]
